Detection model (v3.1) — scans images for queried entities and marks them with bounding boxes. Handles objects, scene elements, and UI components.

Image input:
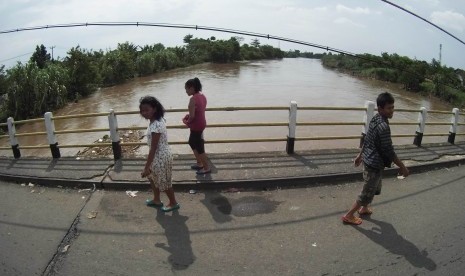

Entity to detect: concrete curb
[102,157,465,191]
[3,157,464,191]
[0,173,104,189]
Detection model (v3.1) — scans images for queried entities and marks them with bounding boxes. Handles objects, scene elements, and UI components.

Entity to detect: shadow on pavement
[200,191,233,223]
[290,154,319,169]
[355,218,437,271]
[155,209,195,271]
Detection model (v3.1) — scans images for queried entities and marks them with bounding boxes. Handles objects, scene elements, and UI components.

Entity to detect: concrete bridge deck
[1,142,465,190]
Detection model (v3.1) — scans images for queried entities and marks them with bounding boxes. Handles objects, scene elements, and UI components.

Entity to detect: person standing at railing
[342,92,409,225]
[140,96,179,212]
[183,77,211,175]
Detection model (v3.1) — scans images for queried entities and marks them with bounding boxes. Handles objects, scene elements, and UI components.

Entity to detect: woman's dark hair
[185,77,202,92]
[377,92,395,108]
[139,96,165,120]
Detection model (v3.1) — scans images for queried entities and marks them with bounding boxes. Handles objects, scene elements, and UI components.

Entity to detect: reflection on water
[1,59,461,157]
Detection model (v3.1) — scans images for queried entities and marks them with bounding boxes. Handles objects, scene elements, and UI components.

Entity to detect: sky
[1,0,464,69]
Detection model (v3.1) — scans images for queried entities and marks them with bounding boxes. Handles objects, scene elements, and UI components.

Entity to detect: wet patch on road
[211,196,281,217]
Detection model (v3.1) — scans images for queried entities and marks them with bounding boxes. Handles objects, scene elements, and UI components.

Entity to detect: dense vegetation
[0,36,284,124]
[321,53,465,106]
[284,50,325,59]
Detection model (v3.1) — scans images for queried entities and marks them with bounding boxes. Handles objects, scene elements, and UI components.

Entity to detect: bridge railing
[0,100,463,159]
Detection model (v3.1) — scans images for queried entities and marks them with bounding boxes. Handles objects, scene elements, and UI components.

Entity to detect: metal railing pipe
[390,122,420,126]
[425,122,453,126]
[12,118,45,125]
[14,132,47,137]
[422,133,450,137]
[395,108,422,113]
[428,110,454,115]
[18,145,52,149]
[298,106,366,111]
[297,122,364,126]
[54,128,111,134]
[296,135,362,141]
[52,112,110,121]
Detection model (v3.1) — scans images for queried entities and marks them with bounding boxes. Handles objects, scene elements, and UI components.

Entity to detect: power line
[380,0,465,46]
[0,22,358,57]
[0,21,461,87]
[0,52,33,63]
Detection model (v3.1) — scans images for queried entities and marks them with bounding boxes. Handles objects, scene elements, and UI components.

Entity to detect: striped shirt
[362,113,397,169]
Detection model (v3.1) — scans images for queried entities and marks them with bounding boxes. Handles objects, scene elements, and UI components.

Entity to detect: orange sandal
[341,216,363,225]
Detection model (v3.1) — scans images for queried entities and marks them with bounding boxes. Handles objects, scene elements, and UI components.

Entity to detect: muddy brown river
[1,58,461,157]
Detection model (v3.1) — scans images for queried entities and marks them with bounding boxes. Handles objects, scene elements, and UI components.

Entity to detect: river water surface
[1,58,461,157]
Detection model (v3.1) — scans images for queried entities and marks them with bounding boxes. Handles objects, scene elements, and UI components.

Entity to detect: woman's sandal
[146,199,163,208]
[196,169,211,175]
[190,164,204,170]
[161,203,180,212]
[341,216,363,225]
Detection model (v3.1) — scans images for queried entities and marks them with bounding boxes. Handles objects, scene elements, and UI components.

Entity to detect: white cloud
[333,17,366,28]
[413,0,440,7]
[431,10,465,32]
[336,4,370,15]
[1,0,465,69]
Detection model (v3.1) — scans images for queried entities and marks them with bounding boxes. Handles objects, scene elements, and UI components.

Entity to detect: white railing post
[286,101,297,154]
[413,107,427,146]
[7,117,20,158]
[360,101,375,147]
[108,109,122,159]
[448,108,459,144]
[44,112,61,158]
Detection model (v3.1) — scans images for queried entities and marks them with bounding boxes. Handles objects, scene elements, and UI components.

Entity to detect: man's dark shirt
[362,113,397,169]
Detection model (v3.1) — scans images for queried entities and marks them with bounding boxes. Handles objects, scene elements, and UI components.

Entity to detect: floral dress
[146,119,173,191]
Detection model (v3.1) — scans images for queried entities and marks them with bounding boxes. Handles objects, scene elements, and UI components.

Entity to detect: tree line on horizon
[321,53,465,107]
[1,37,464,131]
[0,35,285,124]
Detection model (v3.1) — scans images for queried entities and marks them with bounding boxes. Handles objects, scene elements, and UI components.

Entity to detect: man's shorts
[357,165,383,206]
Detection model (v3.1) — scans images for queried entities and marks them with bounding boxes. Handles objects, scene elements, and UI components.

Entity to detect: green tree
[6,62,68,119]
[136,52,156,76]
[251,38,260,48]
[183,34,194,44]
[63,46,99,99]
[30,44,51,69]
[0,65,7,96]
[99,49,135,86]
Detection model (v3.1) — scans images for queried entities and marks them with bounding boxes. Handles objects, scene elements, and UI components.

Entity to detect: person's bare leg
[343,201,362,222]
[149,178,162,204]
[192,149,202,167]
[198,153,210,171]
[359,205,372,214]
[164,188,178,207]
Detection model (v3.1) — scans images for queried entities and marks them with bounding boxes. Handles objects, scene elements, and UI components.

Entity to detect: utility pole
[439,44,442,66]
[49,46,56,60]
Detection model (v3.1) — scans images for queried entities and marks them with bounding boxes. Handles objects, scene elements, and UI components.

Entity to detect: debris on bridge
[77,128,143,158]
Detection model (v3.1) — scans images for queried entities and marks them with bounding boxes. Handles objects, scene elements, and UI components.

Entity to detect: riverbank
[321,53,465,107]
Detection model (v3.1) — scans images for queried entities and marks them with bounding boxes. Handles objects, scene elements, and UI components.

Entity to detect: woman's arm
[141,132,161,177]
[187,97,196,123]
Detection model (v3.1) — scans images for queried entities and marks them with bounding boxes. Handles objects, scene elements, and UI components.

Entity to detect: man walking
[342,92,409,225]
